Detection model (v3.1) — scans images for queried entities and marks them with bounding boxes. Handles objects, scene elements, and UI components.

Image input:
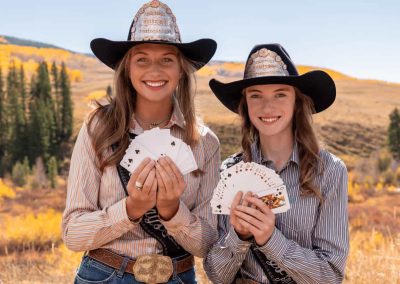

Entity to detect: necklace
[135,114,171,129]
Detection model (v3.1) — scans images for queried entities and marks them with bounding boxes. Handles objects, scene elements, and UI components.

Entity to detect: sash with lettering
[112,133,191,259]
[223,153,296,284]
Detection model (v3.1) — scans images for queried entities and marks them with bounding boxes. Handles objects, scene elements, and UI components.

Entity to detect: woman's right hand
[230,191,253,241]
[126,158,157,220]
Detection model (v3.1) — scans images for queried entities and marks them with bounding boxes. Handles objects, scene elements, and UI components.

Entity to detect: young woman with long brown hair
[204,44,349,284]
[62,1,220,283]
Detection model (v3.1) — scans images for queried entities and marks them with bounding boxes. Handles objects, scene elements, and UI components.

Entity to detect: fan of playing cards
[211,161,290,215]
[120,128,198,175]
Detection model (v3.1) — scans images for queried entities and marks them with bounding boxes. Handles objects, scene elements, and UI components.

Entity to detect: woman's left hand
[155,156,185,221]
[234,195,276,246]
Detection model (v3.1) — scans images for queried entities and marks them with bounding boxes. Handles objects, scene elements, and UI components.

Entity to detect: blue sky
[1,0,399,83]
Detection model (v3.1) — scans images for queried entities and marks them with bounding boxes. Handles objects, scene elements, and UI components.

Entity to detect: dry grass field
[1,183,399,283]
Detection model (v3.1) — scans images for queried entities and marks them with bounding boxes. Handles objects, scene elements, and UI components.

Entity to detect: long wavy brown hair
[87,45,200,171]
[239,87,322,199]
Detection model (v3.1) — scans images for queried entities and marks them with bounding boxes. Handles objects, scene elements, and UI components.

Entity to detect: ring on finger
[135,181,143,191]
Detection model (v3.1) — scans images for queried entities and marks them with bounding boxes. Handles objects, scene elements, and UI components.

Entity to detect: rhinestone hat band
[244,48,289,79]
[130,0,181,43]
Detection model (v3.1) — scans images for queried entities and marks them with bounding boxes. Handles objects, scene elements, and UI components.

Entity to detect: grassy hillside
[0,36,400,284]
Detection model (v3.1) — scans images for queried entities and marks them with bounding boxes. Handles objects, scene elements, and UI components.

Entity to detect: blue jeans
[74,255,197,284]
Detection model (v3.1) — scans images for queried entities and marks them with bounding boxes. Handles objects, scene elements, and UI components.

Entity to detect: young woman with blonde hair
[62,1,220,283]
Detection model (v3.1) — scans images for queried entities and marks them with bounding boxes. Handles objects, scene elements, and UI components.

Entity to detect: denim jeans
[74,255,197,284]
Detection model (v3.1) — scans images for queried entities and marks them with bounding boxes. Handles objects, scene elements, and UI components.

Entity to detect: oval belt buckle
[133,254,173,283]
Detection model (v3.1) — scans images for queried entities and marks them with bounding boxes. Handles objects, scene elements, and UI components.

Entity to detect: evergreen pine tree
[6,61,26,165]
[51,61,62,137]
[28,73,40,164]
[388,108,400,160]
[47,156,58,189]
[106,85,112,98]
[59,62,73,141]
[29,62,58,166]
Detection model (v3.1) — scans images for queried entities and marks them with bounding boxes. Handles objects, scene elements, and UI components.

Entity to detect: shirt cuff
[107,197,139,232]
[160,200,193,233]
[222,226,252,254]
[254,228,291,263]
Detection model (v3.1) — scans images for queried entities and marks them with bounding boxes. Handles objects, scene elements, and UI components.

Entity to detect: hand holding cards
[120,128,198,175]
[211,161,290,215]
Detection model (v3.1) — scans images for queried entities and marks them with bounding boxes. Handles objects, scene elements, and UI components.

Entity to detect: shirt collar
[250,139,300,167]
[129,96,186,134]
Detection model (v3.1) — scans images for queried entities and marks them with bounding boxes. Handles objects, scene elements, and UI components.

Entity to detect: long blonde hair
[239,88,322,199]
[87,46,200,171]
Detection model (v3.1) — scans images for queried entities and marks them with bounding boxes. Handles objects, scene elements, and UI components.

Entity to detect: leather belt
[87,248,194,276]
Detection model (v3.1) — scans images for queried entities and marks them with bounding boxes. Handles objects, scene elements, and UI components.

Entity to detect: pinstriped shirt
[62,102,220,258]
[204,142,349,284]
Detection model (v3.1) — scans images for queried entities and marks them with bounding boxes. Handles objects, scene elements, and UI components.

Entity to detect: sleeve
[256,160,349,284]
[203,215,253,284]
[160,130,220,257]
[62,122,138,252]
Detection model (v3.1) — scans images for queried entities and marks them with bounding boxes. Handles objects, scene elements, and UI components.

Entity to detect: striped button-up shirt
[204,142,349,284]
[62,101,220,258]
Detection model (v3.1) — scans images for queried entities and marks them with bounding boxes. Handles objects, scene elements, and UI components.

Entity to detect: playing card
[120,128,198,175]
[256,185,290,214]
[176,143,198,175]
[120,142,155,173]
[211,162,290,215]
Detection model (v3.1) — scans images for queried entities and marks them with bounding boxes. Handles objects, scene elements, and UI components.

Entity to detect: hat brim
[209,70,336,113]
[90,38,217,70]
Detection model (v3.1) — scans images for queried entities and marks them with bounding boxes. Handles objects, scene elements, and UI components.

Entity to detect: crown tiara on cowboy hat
[209,43,336,113]
[90,0,217,70]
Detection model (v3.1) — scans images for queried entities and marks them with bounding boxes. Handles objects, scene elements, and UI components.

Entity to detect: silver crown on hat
[130,0,181,43]
[244,48,289,79]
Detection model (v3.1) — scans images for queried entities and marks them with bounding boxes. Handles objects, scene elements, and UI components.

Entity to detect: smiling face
[245,84,296,139]
[129,43,182,105]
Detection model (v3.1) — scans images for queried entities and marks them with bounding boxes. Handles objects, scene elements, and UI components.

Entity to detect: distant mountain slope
[0,35,64,50]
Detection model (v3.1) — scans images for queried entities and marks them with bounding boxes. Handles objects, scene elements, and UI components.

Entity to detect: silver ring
[135,181,143,191]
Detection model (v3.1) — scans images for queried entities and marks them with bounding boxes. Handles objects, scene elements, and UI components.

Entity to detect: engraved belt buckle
[133,254,173,283]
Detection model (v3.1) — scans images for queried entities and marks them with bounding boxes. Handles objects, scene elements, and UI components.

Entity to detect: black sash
[250,246,295,284]
[225,154,296,284]
[112,133,190,259]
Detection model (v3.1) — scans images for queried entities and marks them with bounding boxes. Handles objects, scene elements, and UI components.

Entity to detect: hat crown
[243,44,299,79]
[129,0,181,43]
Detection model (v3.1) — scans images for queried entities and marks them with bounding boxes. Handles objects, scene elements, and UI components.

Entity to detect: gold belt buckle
[132,254,173,283]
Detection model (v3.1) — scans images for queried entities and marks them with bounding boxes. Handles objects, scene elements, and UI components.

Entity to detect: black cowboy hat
[209,44,336,113]
[90,0,216,70]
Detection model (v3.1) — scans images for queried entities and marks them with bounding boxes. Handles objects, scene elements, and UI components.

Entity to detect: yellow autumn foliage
[0,209,62,248]
[67,69,83,82]
[222,62,244,72]
[0,179,16,204]
[0,44,83,82]
[85,90,107,102]
[297,65,353,80]
[196,65,217,77]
